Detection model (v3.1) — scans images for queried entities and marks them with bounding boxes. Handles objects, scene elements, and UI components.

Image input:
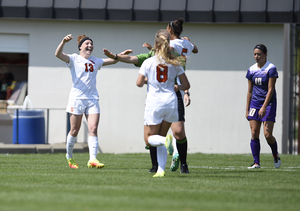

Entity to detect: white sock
[172,135,178,156]
[148,135,165,147]
[88,136,98,161]
[157,145,167,172]
[66,134,77,159]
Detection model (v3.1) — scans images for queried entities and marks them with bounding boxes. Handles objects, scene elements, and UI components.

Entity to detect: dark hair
[254,44,267,54]
[169,18,184,37]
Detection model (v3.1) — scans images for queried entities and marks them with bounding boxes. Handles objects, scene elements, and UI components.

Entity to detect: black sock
[176,137,187,165]
[149,147,158,167]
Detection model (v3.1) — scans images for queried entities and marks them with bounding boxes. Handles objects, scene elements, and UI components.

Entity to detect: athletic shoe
[248,163,260,169]
[273,154,281,168]
[165,135,173,155]
[149,166,158,173]
[153,171,165,178]
[87,159,105,168]
[66,155,78,169]
[180,164,190,174]
[170,153,180,171]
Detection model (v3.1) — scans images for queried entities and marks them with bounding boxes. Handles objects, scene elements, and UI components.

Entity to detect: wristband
[114,54,118,60]
[185,92,190,96]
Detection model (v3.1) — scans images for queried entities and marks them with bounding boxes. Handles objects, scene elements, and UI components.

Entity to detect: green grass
[0,153,299,211]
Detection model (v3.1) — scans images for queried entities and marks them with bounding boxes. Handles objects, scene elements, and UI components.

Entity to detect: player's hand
[258,107,266,118]
[174,85,179,92]
[63,34,73,43]
[120,49,133,55]
[103,48,115,59]
[143,42,152,50]
[181,37,190,41]
[184,94,191,107]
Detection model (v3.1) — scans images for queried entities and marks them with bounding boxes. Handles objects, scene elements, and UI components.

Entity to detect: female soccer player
[246,44,281,169]
[166,18,198,173]
[136,29,190,177]
[55,34,119,169]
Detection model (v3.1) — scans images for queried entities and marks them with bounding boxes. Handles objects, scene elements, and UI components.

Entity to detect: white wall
[0,19,284,154]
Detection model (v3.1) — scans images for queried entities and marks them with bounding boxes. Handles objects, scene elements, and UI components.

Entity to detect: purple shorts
[247,102,276,122]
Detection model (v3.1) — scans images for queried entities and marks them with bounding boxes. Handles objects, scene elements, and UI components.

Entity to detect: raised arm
[103,48,139,65]
[55,34,73,63]
[182,37,198,54]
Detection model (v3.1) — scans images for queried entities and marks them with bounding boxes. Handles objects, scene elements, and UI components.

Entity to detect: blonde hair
[155,29,184,66]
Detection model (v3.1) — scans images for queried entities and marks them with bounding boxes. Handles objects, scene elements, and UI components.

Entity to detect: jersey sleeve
[268,66,278,78]
[139,60,148,77]
[246,69,252,80]
[135,51,155,67]
[176,66,185,76]
[66,54,76,68]
[95,57,104,70]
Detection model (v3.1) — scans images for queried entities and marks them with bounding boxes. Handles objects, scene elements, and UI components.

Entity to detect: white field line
[190,166,300,171]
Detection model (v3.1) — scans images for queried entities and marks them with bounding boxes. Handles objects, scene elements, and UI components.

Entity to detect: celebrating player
[246,44,281,169]
[136,29,190,177]
[55,34,120,169]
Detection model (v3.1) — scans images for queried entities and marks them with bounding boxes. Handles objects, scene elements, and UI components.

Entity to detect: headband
[169,21,174,29]
[254,45,267,54]
[78,37,93,50]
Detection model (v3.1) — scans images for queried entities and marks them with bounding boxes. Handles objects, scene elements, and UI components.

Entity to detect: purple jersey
[246,61,278,108]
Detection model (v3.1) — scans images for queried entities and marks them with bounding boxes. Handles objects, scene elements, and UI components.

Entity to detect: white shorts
[66,99,100,115]
[144,108,178,125]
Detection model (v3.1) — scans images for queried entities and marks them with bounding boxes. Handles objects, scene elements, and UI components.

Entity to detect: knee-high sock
[148,135,167,173]
[172,135,178,156]
[149,147,158,167]
[66,134,77,159]
[156,145,167,173]
[88,136,98,161]
[268,139,278,157]
[250,139,260,165]
[176,137,187,165]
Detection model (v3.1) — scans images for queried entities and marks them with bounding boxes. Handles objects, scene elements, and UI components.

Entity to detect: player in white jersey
[55,34,120,169]
[166,18,198,173]
[137,29,190,177]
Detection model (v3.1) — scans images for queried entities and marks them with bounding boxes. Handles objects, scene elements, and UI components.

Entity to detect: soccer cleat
[87,159,105,168]
[273,155,281,168]
[149,166,158,173]
[170,153,180,171]
[165,135,173,155]
[248,162,260,169]
[66,155,78,169]
[180,164,190,174]
[153,171,165,178]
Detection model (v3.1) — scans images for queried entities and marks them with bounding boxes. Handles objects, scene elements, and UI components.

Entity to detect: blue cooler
[13,109,45,144]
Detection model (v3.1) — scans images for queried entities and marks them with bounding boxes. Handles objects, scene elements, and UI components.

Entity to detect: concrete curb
[0,143,89,154]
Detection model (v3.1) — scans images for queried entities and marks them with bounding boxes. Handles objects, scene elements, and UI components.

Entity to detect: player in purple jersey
[245,44,281,169]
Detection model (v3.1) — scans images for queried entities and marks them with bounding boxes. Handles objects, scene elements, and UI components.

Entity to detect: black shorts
[176,91,185,122]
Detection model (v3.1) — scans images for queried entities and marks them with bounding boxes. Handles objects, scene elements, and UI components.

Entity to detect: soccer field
[0,153,299,211]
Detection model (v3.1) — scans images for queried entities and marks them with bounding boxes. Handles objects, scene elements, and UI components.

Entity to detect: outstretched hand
[120,49,133,55]
[181,37,190,41]
[143,42,152,50]
[103,49,115,59]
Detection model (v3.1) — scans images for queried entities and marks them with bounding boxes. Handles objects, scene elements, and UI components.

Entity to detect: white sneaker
[273,155,281,168]
[248,163,260,169]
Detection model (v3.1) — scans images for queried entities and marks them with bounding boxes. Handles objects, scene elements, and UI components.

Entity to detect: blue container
[13,110,45,144]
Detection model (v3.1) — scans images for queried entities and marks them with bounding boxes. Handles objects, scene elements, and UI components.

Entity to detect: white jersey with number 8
[139,55,185,110]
